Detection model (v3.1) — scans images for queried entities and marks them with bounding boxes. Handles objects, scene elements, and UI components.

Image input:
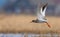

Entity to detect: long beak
[45,22,51,28]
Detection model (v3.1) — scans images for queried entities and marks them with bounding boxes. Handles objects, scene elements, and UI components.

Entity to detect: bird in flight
[32,3,51,28]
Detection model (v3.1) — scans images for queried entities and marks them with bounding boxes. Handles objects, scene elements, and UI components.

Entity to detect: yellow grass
[0,14,60,33]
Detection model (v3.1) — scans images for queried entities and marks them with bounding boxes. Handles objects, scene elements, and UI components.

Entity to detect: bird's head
[32,20,36,22]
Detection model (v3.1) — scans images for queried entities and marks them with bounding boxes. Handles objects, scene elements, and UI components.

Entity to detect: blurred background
[0,0,60,16]
[0,0,60,37]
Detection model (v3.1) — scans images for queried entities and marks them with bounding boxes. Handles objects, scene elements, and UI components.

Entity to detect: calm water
[0,33,40,37]
[0,33,59,37]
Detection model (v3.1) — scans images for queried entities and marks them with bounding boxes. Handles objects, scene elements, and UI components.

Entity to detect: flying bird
[32,3,51,28]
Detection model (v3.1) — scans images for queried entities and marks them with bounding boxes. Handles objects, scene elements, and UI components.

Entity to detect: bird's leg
[45,22,51,28]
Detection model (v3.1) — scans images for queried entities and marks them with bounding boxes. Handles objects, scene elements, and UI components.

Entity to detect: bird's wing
[42,7,47,17]
[37,7,44,20]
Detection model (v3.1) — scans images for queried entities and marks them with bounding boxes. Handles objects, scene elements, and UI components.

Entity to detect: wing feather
[37,7,44,20]
[37,6,47,20]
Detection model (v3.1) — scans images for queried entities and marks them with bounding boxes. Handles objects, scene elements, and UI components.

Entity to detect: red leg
[45,22,51,28]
